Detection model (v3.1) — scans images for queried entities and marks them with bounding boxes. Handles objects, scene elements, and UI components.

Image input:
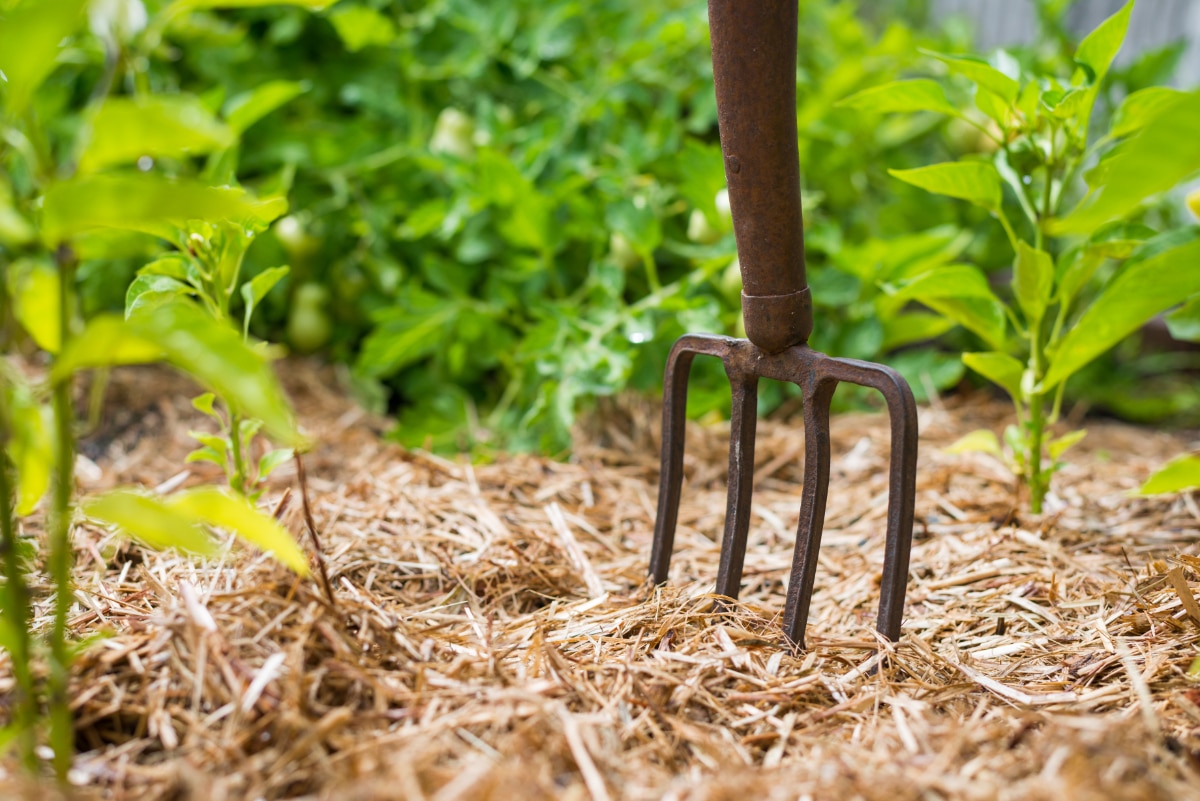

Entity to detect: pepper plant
[840,0,1200,512]
[0,0,324,780]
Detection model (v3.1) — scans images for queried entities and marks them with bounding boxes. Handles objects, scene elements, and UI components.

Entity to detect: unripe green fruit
[717,256,742,305]
[687,209,720,244]
[430,108,474,159]
[288,283,332,353]
[274,215,320,263]
[609,232,640,269]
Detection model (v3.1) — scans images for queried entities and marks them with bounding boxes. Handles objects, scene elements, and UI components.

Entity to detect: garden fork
[648,0,919,649]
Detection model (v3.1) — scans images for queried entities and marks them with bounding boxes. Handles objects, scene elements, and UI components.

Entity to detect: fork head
[648,333,918,650]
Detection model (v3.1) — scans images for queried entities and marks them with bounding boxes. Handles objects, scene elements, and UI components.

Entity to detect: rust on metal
[649,0,920,649]
[709,0,811,353]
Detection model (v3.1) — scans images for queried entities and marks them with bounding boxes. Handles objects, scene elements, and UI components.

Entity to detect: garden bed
[4,361,1200,800]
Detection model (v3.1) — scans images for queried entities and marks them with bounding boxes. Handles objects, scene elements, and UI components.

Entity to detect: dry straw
[1,364,1198,800]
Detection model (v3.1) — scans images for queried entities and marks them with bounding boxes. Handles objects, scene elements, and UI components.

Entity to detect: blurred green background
[6,0,1199,452]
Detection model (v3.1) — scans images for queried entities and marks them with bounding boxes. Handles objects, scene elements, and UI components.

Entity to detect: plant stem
[228,408,247,495]
[48,246,77,782]
[0,448,37,773]
[996,208,1021,253]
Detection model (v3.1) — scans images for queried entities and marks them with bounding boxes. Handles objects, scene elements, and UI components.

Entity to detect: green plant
[840,0,1200,512]
[128,0,972,452]
[127,221,296,500]
[0,0,321,779]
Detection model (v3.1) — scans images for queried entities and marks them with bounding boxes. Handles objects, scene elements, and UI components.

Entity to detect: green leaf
[185,447,225,467]
[188,430,229,456]
[1074,0,1134,84]
[329,6,396,52]
[83,490,216,556]
[1047,429,1087,460]
[1165,295,1200,343]
[9,260,61,353]
[962,352,1024,400]
[4,377,53,516]
[167,486,309,574]
[889,162,1002,210]
[138,256,191,282]
[165,0,335,14]
[192,393,220,418]
[240,265,289,338]
[1042,233,1200,390]
[923,51,1019,104]
[1012,242,1053,324]
[78,95,235,174]
[357,302,456,379]
[605,199,661,255]
[224,81,309,134]
[0,0,88,114]
[1041,88,1088,121]
[42,175,287,244]
[889,264,1000,302]
[125,274,193,319]
[887,265,1008,349]
[944,429,1003,458]
[257,448,294,480]
[1111,87,1185,139]
[836,79,959,116]
[1084,221,1157,260]
[880,312,956,350]
[974,88,1010,127]
[1138,454,1200,495]
[50,315,164,380]
[130,303,303,448]
[1054,90,1200,233]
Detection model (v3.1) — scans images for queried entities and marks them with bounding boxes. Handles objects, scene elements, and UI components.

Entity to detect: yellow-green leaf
[0,0,88,114]
[1047,429,1087,461]
[167,486,309,574]
[165,0,336,14]
[224,81,308,134]
[4,376,53,516]
[84,490,216,556]
[51,314,164,381]
[889,162,1002,210]
[1138,454,1200,495]
[923,50,1019,104]
[945,429,1003,458]
[1111,87,1185,139]
[1012,242,1053,325]
[1075,0,1133,84]
[41,174,287,245]
[79,95,235,174]
[9,260,60,353]
[1042,233,1200,390]
[1054,90,1200,233]
[129,303,303,448]
[963,352,1024,401]
[837,79,958,117]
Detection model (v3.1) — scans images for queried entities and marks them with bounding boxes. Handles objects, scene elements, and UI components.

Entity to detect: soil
[2,360,1199,800]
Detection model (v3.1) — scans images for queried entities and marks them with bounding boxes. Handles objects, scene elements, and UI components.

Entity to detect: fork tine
[649,343,700,585]
[781,377,836,647]
[874,368,918,641]
[714,370,759,601]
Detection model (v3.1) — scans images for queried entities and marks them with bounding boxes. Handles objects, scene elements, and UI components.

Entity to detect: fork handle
[710,0,812,353]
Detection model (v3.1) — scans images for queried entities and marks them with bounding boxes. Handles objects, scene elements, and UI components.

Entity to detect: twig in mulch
[295,451,337,610]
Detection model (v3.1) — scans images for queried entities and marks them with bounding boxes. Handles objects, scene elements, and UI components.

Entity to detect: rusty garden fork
[648,0,919,649]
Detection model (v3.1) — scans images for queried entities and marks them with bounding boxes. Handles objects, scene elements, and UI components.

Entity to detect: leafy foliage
[845,0,1200,511]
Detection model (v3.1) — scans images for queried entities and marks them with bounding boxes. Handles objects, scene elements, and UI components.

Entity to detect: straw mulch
[2,361,1200,800]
